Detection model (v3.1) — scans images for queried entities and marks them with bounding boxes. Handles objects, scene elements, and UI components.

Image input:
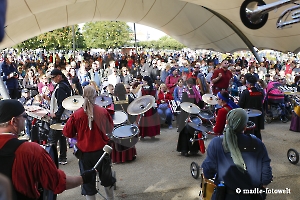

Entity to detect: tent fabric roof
[1,0,300,53]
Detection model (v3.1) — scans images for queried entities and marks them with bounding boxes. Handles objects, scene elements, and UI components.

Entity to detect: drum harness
[0,138,37,200]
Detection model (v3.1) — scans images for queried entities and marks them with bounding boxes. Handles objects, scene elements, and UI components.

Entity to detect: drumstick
[92,145,113,170]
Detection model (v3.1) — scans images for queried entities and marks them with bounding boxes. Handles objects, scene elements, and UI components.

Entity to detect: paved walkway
[57,120,300,200]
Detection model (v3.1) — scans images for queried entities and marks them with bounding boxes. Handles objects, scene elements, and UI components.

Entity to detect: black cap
[50,69,63,77]
[246,75,257,84]
[0,100,25,123]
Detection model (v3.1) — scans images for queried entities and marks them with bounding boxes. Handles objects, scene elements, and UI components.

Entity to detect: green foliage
[137,36,185,50]
[82,21,131,49]
[14,25,85,50]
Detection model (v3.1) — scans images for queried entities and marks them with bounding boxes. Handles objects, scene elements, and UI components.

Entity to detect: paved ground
[57,120,300,200]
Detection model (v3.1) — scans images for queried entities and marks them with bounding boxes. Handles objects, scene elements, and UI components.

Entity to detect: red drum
[198,132,206,154]
[112,124,139,152]
[245,121,256,135]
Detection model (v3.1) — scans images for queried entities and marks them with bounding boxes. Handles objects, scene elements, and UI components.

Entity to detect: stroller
[265,82,291,123]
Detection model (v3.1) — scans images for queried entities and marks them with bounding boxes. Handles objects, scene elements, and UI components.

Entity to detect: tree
[14,25,85,50]
[137,36,185,50]
[82,21,131,49]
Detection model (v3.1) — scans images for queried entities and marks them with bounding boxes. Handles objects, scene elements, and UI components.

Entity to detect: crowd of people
[1,47,300,199]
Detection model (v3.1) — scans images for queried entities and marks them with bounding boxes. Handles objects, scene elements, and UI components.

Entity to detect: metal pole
[133,23,137,54]
[72,25,76,57]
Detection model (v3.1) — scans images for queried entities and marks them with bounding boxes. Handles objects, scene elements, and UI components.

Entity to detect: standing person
[165,67,180,94]
[177,78,203,156]
[63,86,116,200]
[111,83,137,163]
[1,54,19,99]
[49,69,73,165]
[211,60,233,95]
[201,108,272,200]
[290,75,300,132]
[0,99,96,200]
[238,75,264,140]
[137,76,160,139]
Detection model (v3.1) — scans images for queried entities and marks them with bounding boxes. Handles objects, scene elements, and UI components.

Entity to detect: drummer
[213,91,239,135]
[111,83,137,163]
[63,85,116,200]
[177,78,204,156]
[48,69,73,165]
[238,75,264,140]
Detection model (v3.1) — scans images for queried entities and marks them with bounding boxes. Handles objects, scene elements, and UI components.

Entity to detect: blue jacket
[201,134,272,200]
[1,61,19,89]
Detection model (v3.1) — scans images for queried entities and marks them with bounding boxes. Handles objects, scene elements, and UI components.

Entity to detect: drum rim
[112,124,139,138]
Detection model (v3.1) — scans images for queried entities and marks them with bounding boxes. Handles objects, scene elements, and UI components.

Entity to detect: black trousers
[48,119,67,160]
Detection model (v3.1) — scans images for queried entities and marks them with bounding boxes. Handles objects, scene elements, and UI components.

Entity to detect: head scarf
[222,108,248,173]
[217,92,239,109]
[82,85,97,130]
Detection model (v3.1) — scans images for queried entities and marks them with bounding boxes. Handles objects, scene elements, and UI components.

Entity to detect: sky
[79,23,167,41]
[126,23,167,41]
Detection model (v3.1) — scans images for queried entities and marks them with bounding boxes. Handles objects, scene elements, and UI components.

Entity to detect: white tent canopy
[2,0,300,53]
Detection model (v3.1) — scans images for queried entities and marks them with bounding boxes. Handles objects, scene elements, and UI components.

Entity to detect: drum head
[113,125,139,138]
[112,111,128,125]
[199,111,214,120]
[189,116,202,125]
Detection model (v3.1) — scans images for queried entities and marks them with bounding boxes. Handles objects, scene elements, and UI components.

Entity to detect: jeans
[157,107,173,126]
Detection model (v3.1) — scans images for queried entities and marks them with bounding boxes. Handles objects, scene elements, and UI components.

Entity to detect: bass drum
[40,144,58,200]
[112,124,139,152]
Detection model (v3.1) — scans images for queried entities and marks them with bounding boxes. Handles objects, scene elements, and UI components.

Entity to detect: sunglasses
[126,88,130,90]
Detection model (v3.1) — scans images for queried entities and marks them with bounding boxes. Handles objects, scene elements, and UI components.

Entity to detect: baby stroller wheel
[190,162,200,179]
[287,149,299,164]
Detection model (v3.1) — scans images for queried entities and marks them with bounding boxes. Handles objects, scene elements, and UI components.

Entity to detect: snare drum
[112,111,128,125]
[245,121,256,135]
[112,124,139,152]
[199,173,216,200]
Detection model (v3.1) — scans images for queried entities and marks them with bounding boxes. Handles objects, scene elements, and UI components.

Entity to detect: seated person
[157,83,173,129]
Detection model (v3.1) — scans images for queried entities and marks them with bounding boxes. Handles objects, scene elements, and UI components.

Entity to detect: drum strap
[0,138,35,200]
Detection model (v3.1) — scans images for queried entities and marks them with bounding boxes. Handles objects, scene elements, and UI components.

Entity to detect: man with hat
[238,74,265,140]
[0,99,96,199]
[49,68,73,165]
[201,108,272,200]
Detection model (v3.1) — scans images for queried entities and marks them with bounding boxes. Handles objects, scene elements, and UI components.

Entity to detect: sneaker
[59,158,68,165]
[168,125,173,129]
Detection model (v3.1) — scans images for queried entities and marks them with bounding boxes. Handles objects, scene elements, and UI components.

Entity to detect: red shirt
[165,75,180,94]
[63,106,113,152]
[213,104,232,134]
[156,90,173,105]
[211,68,233,93]
[0,135,66,199]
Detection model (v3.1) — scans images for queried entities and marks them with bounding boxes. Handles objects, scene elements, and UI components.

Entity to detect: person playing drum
[111,83,137,164]
[238,74,264,140]
[63,86,116,200]
[201,108,272,200]
[0,99,96,200]
[177,78,204,156]
[213,91,239,135]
